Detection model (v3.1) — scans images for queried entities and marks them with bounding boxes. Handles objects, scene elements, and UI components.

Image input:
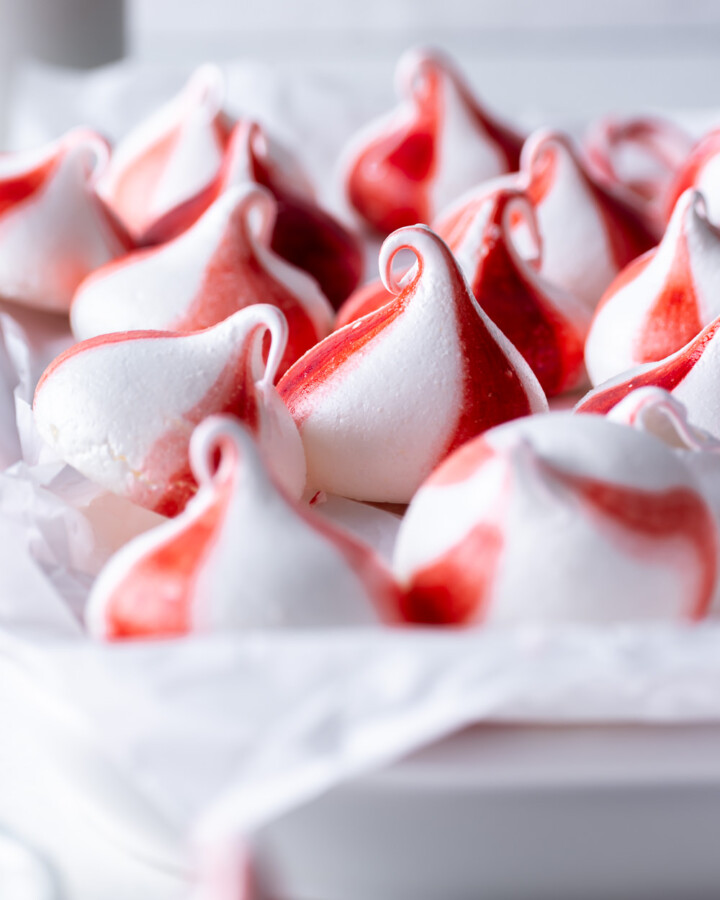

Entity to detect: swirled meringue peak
[585,190,720,386]
[667,127,720,228]
[520,129,656,310]
[438,186,590,396]
[576,313,720,438]
[34,305,305,515]
[278,225,547,504]
[341,47,524,234]
[97,65,233,245]
[393,412,718,625]
[0,128,130,311]
[338,187,589,397]
[86,416,399,639]
[71,183,334,377]
[584,115,693,237]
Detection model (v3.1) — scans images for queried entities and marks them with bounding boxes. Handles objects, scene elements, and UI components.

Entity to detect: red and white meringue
[71,183,334,377]
[585,190,720,385]
[34,305,305,516]
[145,117,364,308]
[584,115,693,236]
[393,412,718,625]
[97,65,233,245]
[576,313,720,439]
[666,127,720,228]
[341,47,524,234]
[339,186,590,396]
[278,225,547,504]
[86,415,400,638]
[0,129,130,312]
[522,129,657,309]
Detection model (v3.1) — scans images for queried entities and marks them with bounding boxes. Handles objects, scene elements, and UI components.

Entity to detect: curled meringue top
[86,415,399,639]
[279,224,546,503]
[342,47,524,234]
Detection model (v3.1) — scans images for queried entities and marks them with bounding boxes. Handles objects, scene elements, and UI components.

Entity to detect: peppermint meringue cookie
[518,129,656,310]
[338,187,589,397]
[585,190,720,385]
[144,117,364,308]
[341,47,524,234]
[96,65,233,245]
[393,412,718,625]
[278,225,547,504]
[666,127,720,227]
[0,129,130,312]
[216,120,364,308]
[606,386,720,531]
[34,305,305,515]
[86,416,400,639]
[576,314,720,438]
[71,183,334,377]
[584,115,693,236]
[437,186,590,396]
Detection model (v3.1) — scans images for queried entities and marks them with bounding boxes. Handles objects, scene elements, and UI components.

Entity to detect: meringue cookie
[607,386,720,533]
[666,127,720,227]
[393,412,718,624]
[437,186,590,396]
[71,183,334,377]
[584,115,693,236]
[86,416,399,638]
[585,190,720,385]
[576,314,720,438]
[97,65,233,245]
[216,120,364,308]
[34,305,305,515]
[278,225,547,504]
[0,129,130,311]
[341,47,523,234]
[519,129,656,310]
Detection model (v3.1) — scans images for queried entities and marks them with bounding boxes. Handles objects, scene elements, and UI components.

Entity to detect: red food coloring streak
[104,473,235,639]
[526,139,656,270]
[634,227,703,363]
[35,325,262,518]
[335,278,392,329]
[278,280,411,424]
[576,316,720,415]
[185,206,322,378]
[400,521,504,625]
[593,251,653,314]
[449,190,585,397]
[547,463,717,619]
[279,232,535,457]
[346,67,440,233]
[426,436,496,487]
[666,129,720,223]
[0,153,60,217]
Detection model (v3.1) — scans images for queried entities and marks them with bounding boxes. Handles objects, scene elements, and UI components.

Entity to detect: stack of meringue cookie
[9,48,720,637]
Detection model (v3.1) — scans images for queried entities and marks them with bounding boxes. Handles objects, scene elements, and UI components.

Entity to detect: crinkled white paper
[5,59,720,896]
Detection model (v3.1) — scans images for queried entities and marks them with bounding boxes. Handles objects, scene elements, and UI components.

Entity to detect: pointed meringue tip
[520,128,575,174]
[61,128,112,182]
[184,63,226,112]
[219,304,288,387]
[395,46,451,97]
